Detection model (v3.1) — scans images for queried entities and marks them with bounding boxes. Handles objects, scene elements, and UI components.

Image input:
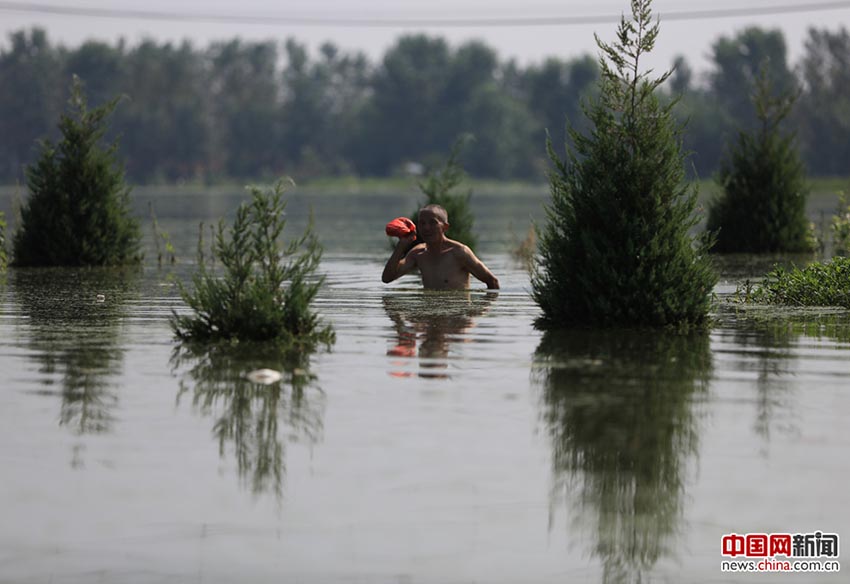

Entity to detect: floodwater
[0,189,848,583]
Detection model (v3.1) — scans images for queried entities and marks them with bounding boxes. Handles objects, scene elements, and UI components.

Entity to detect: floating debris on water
[246,368,282,385]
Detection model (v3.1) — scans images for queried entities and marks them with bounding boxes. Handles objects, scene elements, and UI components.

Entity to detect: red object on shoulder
[385,217,416,237]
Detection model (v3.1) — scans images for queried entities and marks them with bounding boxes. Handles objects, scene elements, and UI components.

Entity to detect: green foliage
[0,28,63,180]
[532,0,716,329]
[413,136,478,251]
[709,27,795,130]
[797,28,850,176]
[5,27,850,182]
[171,179,335,347]
[707,68,812,253]
[118,39,211,181]
[672,86,727,179]
[736,257,850,307]
[525,55,599,157]
[12,76,141,267]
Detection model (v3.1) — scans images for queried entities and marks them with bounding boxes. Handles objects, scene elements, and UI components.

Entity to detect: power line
[1,0,850,27]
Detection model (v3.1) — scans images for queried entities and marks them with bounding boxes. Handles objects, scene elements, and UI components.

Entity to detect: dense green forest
[1,26,848,184]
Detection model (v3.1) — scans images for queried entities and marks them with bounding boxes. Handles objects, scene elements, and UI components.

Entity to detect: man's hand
[397,233,416,249]
[382,234,420,284]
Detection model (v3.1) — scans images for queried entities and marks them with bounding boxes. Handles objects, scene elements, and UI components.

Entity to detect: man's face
[418,209,448,242]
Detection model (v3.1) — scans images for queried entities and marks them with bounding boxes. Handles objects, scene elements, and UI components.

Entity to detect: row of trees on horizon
[1,25,849,184]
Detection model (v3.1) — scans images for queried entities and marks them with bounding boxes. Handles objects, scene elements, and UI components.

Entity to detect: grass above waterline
[736,256,850,308]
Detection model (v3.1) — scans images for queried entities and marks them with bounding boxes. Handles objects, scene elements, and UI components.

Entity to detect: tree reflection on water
[382,291,496,379]
[533,330,713,584]
[171,342,325,499]
[11,268,136,448]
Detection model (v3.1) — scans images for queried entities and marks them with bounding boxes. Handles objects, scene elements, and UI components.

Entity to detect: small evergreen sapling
[171,179,335,347]
[533,0,716,328]
[707,68,812,253]
[412,136,478,251]
[13,76,141,267]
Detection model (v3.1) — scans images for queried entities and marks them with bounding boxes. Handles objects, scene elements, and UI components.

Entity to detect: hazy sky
[2,0,850,79]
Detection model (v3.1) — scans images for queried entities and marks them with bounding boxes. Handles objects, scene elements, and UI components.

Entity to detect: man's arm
[460,246,500,289]
[382,236,420,283]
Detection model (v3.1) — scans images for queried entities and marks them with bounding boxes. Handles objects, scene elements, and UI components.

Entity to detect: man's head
[418,204,450,243]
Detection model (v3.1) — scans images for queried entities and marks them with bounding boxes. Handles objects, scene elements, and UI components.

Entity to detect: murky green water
[0,190,848,583]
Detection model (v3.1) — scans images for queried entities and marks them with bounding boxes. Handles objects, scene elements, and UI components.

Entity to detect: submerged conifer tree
[413,136,478,251]
[707,69,812,253]
[533,0,716,328]
[13,76,141,267]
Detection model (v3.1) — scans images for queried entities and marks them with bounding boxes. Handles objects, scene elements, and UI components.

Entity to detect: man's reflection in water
[382,292,496,379]
[533,330,712,584]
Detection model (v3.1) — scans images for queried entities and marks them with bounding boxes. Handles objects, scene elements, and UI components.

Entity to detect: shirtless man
[382,204,500,290]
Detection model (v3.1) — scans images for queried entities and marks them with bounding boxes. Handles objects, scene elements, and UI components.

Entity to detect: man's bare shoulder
[444,238,470,253]
[446,240,475,259]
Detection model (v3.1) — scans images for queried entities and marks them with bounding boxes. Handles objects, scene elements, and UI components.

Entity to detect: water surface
[0,190,848,583]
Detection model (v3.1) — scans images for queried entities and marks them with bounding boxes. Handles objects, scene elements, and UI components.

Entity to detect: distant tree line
[1,26,848,184]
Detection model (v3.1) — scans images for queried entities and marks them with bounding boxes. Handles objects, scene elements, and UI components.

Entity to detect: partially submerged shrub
[13,76,141,267]
[412,136,478,251]
[707,68,812,253]
[171,179,335,347]
[532,0,715,328]
[736,257,850,307]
